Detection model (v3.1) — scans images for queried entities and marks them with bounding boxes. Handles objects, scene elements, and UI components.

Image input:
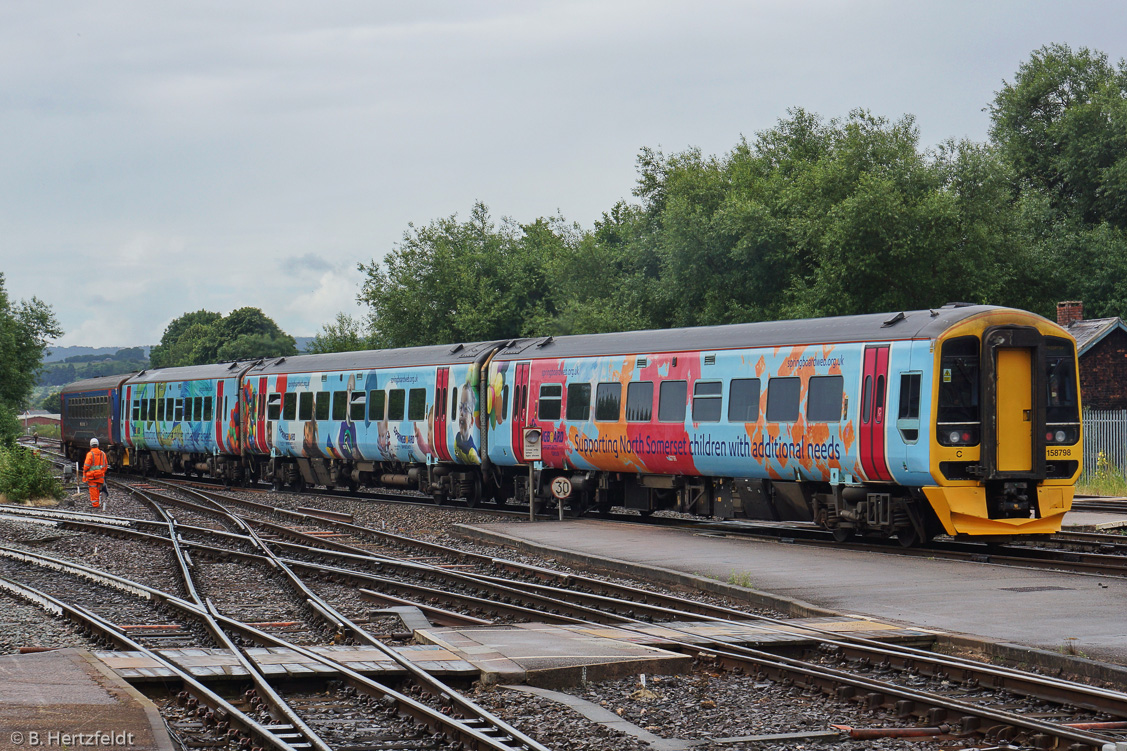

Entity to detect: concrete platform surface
[0,649,173,751]
[457,520,1127,665]
[1062,510,1127,530]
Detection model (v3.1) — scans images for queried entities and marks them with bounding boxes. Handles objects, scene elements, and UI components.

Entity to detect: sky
[3,1,1127,348]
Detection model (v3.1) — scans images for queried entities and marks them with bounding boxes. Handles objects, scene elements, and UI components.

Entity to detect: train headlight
[949,430,961,444]
[1054,430,1067,443]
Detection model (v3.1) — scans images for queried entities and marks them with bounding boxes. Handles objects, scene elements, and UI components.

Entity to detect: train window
[387,389,405,420]
[937,336,980,446]
[283,393,297,421]
[157,398,165,421]
[267,394,282,421]
[166,398,174,421]
[194,397,203,422]
[595,382,622,422]
[873,376,885,424]
[626,382,654,422]
[766,378,801,422]
[332,391,348,421]
[861,376,872,421]
[148,399,156,421]
[566,383,591,421]
[727,379,760,423]
[692,381,723,422]
[502,385,509,420]
[349,392,366,421]
[438,387,446,420]
[133,399,140,421]
[369,390,385,421]
[897,372,922,442]
[174,399,184,421]
[451,386,458,421]
[315,392,331,421]
[1045,337,1080,422]
[538,384,563,421]
[299,392,313,421]
[204,396,213,422]
[658,381,687,422]
[140,399,148,422]
[807,376,844,422]
[408,388,427,420]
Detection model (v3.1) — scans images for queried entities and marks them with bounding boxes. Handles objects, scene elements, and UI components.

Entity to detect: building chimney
[1057,301,1083,327]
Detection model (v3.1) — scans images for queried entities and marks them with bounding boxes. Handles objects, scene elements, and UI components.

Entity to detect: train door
[511,362,534,462]
[433,367,453,461]
[996,349,1033,472]
[982,326,1045,480]
[859,345,893,481]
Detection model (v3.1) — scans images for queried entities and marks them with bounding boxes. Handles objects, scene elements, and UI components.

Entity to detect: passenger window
[502,384,510,420]
[369,390,385,421]
[897,372,922,443]
[388,389,405,420]
[194,397,203,422]
[149,399,157,421]
[157,398,166,422]
[861,376,872,421]
[807,376,844,422]
[450,386,458,421]
[626,382,654,422]
[267,394,282,421]
[873,375,886,424]
[166,398,174,421]
[315,391,330,420]
[692,381,722,422]
[659,381,687,422]
[174,399,184,421]
[349,392,366,421]
[595,382,622,422]
[133,400,140,421]
[566,383,591,421]
[728,379,761,423]
[299,392,313,421]
[766,377,801,422]
[538,384,563,421]
[332,391,348,421]
[204,396,213,422]
[408,388,427,420]
[140,399,148,421]
[283,393,297,421]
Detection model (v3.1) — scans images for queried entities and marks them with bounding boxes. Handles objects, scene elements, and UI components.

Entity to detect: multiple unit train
[62,304,1082,544]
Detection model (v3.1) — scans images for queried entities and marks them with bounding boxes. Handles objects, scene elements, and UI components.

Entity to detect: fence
[1081,409,1127,477]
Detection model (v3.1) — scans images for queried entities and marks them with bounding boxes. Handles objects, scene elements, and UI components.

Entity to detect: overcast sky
[3,1,1126,348]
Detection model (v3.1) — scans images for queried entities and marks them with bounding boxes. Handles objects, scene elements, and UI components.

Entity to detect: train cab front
[923,314,1082,539]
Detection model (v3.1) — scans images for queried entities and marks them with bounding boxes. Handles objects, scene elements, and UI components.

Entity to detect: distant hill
[45,345,152,363]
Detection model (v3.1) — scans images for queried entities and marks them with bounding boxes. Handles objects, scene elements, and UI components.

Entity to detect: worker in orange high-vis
[84,438,108,509]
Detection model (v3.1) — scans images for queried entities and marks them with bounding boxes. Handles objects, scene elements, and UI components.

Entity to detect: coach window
[133,399,141,421]
[369,390,385,421]
[388,389,405,420]
[766,377,801,422]
[149,399,157,421]
[349,392,366,421]
[658,381,687,422]
[315,392,331,421]
[267,394,281,421]
[502,385,510,420]
[728,379,761,423]
[194,397,203,422]
[166,398,174,421]
[408,388,427,420]
[897,373,922,442]
[626,381,654,422]
[538,384,563,421]
[174,398,184,421]
[692,381,722,422]
[332,391,348,421]
[140,399,148,422]
[807,376,844,422]
[204,396,213,422]
[156,398,165,422]
[299,392,313,421]
[566,383,591,421]
[281,393,295,421]
[595,382,622,422]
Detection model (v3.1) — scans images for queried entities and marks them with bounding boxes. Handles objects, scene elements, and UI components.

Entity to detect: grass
[1077,451,1127,497]
[726,571,754,588]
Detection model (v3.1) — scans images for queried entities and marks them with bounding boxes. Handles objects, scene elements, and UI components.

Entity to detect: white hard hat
[89,438,99,447]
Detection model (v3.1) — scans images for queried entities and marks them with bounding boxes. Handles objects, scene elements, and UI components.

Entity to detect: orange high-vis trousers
[89,482,102,507]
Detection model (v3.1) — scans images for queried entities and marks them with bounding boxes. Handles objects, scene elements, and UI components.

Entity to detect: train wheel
[289,476,305,493]
[896,526,921,548]
[465,476,482,508]
[831,526,853,543]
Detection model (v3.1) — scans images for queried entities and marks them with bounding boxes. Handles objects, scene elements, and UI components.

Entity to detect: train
[61,304,1083,545]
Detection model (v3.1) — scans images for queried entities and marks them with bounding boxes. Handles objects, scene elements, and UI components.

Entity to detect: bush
[0,445,64,503]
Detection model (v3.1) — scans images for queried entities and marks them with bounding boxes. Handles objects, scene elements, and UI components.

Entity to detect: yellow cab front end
[921,309,1082,538]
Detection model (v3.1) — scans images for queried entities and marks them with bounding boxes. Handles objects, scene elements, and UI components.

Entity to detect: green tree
[307,313,371,354]
[0,273,62,444]
[149,310,222,367]
[40,391,62,413]
[149,308,295,367]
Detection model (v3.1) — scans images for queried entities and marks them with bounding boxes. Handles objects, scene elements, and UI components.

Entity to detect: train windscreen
[937,336,980,446]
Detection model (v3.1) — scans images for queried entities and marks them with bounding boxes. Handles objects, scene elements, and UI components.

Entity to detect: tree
[0,273,62,444]
[307,313,371,354]
[149,308,296,367]
[40,391,62,413]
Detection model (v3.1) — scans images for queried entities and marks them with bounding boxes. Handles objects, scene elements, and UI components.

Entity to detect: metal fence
[1081,409,1127,477]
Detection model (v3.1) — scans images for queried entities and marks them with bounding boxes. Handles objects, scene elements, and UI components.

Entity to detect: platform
[455,519,1127,667]
[0,649,174,751]
[1062,510,1127,530]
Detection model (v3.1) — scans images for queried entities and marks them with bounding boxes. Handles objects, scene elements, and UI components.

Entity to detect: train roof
[123,361,263,385]
[490,304,1048,360]
[61,373,135,394]
[245,340,504,376]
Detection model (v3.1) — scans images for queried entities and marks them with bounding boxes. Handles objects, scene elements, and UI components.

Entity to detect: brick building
[1056,301,1127,410]
[19,410,60,431]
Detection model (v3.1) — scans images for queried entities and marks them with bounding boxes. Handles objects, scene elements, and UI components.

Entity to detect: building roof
[1066,317,1127,356]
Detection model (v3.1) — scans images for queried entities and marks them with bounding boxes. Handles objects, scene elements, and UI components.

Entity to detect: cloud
[282,253,334,274]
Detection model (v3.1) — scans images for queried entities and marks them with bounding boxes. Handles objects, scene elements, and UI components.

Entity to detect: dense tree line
[0,273,61,444]
[307,44,1127,353]
[149,307,297,368]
